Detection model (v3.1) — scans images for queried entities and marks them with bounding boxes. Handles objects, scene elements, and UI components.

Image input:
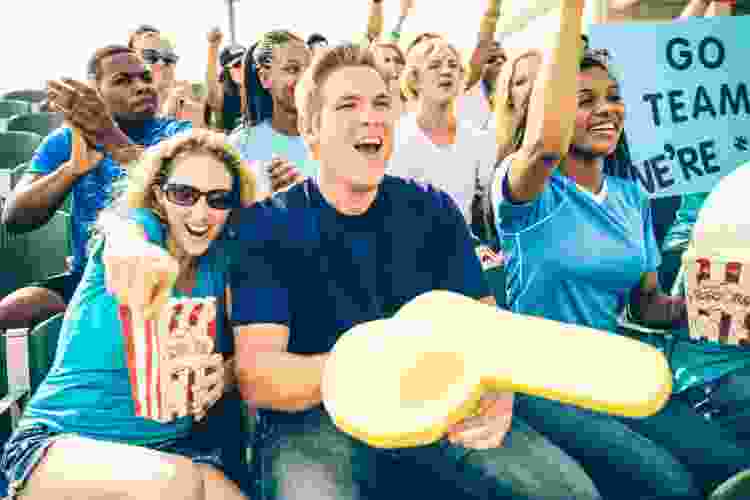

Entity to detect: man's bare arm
[234,323,329,412]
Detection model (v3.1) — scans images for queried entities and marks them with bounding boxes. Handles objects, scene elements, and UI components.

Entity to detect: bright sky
[0,0,601,95]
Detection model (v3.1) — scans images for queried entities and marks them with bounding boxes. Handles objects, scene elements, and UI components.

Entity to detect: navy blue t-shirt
[229,175,490,355]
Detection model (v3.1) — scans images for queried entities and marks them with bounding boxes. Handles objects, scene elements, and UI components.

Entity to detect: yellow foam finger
[323,290,672,449]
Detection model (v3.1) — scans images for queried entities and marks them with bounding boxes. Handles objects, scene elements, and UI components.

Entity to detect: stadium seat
[0,312,61,500]
[0,325,32,444]
[0,131,43,172]
[7,112,64,137]
[1,89,47,111]
[22,211,71,284]
[10,161,29,189]
[0,100,32,132]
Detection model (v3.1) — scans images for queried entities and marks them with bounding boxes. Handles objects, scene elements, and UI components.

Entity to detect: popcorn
[119,297,218,422]
[685,162,750,348]
[684,257,750,347]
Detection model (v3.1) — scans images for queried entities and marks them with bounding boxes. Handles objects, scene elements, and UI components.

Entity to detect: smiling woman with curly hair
[0,130,255,500]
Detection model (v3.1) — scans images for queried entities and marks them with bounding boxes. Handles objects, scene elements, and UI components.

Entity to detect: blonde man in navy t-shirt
[102,42,603,500]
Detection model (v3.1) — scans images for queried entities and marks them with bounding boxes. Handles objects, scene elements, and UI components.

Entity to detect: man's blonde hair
[295,43,387,145]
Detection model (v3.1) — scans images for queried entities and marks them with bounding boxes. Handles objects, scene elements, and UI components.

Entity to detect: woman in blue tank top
[1,131,255,500]
[489,3,750,499]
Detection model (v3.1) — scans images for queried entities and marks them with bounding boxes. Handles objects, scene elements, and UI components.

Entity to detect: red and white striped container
[119,297,218,422]
[683,253,750,347]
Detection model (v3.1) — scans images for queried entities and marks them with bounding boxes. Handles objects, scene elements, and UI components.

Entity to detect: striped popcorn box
[684,252,750,347]
[119,297,218,422]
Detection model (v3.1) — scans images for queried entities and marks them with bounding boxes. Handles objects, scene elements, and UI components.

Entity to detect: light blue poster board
[589,16,750,198]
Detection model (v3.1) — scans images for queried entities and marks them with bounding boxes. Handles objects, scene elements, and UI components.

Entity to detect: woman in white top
[388,37,496,226]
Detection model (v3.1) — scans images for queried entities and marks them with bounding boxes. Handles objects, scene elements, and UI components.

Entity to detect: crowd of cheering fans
[0,0,747,499]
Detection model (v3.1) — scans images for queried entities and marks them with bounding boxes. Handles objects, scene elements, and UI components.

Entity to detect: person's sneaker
[710,469,750,500]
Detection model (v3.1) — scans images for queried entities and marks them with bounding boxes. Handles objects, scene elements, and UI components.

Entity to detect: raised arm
[609,0,642,11]
[465,0,502,92]
[388,0,414,42]
[206,28,225,111]
[2,128,102,233]
[704,0,734,16]
[47,78,146,167]
[503,0,583,203]
[366,0,385,43]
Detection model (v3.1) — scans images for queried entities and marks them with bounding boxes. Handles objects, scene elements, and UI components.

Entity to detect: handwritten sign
[589,16,750,198]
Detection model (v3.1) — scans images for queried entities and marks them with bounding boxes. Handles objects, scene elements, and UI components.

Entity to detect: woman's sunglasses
[162,183,236,210]
[142,48,179,66]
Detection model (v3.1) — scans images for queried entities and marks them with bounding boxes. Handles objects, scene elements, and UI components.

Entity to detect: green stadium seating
[7,112,64,137]
[0,312,61,449]
[0,327,32,443]
[0,99,31,119]
[0,131,43,171]
[1,209,71,299]
[1,90,46,108]
[0,100,32,132]
[22,211,71,284]
[10,161,29,189]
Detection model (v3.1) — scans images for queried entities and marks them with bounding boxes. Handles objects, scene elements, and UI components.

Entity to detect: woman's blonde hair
[400,38,465,102]
[92,131,255,249]
[127,130,255,221]
[493,49,542,159]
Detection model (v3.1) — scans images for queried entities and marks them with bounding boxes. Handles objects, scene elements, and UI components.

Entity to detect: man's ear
[300,111,322,160]
[152,185,164,204]
[257,66,272,90]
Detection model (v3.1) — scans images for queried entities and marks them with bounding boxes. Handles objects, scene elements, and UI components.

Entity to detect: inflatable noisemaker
[322,290,672,449]
[683,162,750,347]
[119,297,218,422]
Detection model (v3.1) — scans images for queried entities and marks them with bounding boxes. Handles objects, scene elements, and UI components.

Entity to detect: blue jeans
[253,407,601,500]
[515,392,750,500]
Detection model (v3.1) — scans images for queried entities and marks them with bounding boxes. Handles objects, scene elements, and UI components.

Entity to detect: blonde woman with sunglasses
[0,130,255,500]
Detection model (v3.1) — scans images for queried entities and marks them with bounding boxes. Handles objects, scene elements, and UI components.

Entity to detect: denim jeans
[697,365,750,444]
[515,391,750,500]
[253,407,601,500]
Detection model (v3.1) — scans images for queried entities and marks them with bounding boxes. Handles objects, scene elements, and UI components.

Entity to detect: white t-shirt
[229,120,319,196]
[388,112,496,223]
[455,87,494,131]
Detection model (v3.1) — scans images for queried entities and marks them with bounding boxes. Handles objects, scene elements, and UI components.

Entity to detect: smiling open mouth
[185,223,210,238]
[354,138,384,155]
[589,122,618,133]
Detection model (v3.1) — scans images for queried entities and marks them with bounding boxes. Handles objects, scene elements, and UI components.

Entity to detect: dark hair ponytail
[603,131,633,180]
[242,42,274,127]
[240,30,304,128]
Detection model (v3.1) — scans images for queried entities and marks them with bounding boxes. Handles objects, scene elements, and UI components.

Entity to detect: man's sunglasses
[162,183,236,210]
[142,48,179,66]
